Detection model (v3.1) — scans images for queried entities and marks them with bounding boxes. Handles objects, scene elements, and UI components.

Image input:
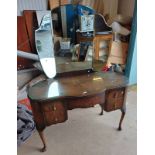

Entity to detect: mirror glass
[35,12,56,78]
[35,5,112,76]
[52,4,95,74]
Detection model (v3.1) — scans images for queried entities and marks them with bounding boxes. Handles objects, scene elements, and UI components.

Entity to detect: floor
[18,89,137,155]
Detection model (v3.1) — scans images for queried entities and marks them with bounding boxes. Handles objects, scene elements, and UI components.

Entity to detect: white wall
[118,0,135,17]
[129,35,137,85]
[81,0,118,21]
[17,0,48,16]
[103,0,118,20]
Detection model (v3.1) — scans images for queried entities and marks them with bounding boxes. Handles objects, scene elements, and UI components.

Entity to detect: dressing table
[27,6,128,152]
[28,68,128,152]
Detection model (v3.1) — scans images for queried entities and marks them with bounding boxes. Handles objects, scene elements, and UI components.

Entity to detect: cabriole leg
[38,129,47,152]
[99,104,104,115]
[118,108,126,131]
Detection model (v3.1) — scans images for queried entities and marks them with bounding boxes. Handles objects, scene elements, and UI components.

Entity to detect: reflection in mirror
[35,13,56,78]
[52,4,95,41]
[52,4,95,74]
[55,41,94,73]
[48,81,59,97]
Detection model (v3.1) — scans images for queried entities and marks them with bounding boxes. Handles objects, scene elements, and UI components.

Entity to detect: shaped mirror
[34,5,112,76]
[35,12,56,78]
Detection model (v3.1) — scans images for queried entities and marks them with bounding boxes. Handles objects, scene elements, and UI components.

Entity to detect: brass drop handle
[121,91,124,95]
[53,106,57,111]
[113,93,117,98]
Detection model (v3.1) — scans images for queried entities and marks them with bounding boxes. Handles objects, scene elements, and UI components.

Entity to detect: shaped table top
[28,71,128,102]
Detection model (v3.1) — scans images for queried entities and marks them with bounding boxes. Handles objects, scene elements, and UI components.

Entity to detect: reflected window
[48,81,59,97]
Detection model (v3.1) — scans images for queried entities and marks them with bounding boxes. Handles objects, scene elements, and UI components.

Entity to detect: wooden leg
[38,130,47,152]
[99,104,104,115]
[118,108,126,131]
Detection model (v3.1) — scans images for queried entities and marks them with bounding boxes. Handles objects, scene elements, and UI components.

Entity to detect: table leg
[38,130,47,152]
[118,108,126,131]
[99,104,104,115]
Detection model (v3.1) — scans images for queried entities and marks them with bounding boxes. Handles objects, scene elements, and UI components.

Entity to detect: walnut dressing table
[28,70,128,152]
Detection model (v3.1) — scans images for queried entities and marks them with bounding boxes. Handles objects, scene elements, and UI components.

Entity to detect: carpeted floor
[18,90,137,155]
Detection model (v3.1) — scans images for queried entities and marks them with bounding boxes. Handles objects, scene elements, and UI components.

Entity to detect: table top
[28,71,128,102]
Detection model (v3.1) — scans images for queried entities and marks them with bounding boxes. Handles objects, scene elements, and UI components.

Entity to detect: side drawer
[41,101,68,126]
[104,87,126,112]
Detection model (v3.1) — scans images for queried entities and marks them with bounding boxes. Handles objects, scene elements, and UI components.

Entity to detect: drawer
[67,93,105,110]
[106,88,125,100]
[42,101,60,112]
[41,101,68,126]
[104,87,125,112]
[30,102,46,130]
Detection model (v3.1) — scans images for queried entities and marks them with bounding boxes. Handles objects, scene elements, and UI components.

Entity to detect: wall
[86,0,118,20]
[17,0,119,20]
[128,36,137,85]
[103,0,118,20]
[70,0,118,20]
[17,0,48,16]
[118,0,135,17]
[125,2,137,85]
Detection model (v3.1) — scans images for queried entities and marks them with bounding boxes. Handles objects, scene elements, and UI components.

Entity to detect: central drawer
[67,93,105,110]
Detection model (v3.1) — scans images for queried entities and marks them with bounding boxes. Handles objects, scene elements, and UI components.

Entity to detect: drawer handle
[113,93,117,98]
[121,91,124,95]
[53,106,57,111]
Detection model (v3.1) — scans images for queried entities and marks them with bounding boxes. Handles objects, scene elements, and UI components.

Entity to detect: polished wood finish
[76,32,94,43]
[118,108,126,131]
[17,16,34,70]
[28,71,128,152]
[17,11,38,70]
[23,10,38,53]
[30,102,45,131]
[67,93,105,110]
[28,72,128,101]
[41,100,68,126]
[38,131,47,152]
[104,87,125,112]
[118,87,127,130]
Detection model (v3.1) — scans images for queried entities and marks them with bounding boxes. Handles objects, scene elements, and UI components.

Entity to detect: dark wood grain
[38,131,47,152]
[23,10,38,53]
[104,87,125,112]
[67,93,105,110]
[40,100,68,126]
[17,16,34,70]
[28,71,128,152]
[28,72,128,101]
[76,32,94,43]
[30,101,45,131]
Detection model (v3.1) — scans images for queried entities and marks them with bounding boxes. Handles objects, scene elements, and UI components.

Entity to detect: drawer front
[41,101,68,126]
[30,102,46,130]
[104,87,125,112]
[67,93,105,110]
